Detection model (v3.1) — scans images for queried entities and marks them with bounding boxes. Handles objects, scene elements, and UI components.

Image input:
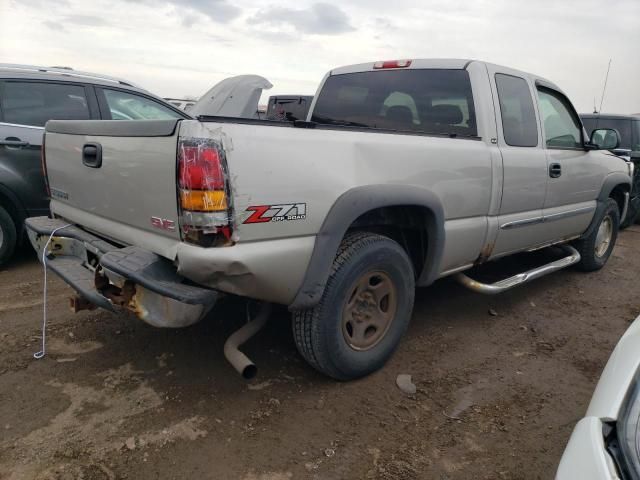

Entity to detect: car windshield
[311,69,477,137]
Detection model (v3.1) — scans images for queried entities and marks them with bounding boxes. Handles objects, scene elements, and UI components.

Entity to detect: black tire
[0,206,17,267]
[573,198,619,272]
[292,231,415,380]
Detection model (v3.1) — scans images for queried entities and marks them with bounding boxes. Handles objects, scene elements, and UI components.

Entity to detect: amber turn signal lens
[180,190,227,212]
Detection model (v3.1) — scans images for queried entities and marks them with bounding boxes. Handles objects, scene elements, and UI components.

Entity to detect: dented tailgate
[44,120,182,258]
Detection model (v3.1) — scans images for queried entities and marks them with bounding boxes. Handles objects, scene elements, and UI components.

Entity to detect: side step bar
[455,245,581,295]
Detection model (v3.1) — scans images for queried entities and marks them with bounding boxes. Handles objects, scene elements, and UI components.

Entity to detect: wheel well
[347,206,432,278]
[609,184,629,215]
[0,190,23,238]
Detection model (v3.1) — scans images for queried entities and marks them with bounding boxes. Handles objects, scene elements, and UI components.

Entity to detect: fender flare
[581,172,631,239]
[289,184,445,311]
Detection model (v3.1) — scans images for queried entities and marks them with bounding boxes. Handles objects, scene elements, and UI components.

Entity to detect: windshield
[311,69,477,137]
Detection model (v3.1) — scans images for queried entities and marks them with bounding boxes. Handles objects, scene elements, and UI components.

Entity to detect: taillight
[178,145,224,191]
[41,133,50,197]
[373,59,412,69]
[177,139,233,246]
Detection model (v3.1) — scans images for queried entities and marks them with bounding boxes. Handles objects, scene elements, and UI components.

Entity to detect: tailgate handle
[82,143,102,168]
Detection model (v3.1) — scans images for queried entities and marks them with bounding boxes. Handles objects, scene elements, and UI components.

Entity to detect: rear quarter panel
[180,119,494,257]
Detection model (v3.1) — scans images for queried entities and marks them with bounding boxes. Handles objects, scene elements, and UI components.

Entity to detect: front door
[536,86,600,240]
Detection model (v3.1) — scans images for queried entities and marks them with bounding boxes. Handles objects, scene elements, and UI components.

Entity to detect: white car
[557,315,640,479]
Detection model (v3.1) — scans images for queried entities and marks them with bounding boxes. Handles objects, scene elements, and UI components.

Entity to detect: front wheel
[573,198,619,272]
[292,232,415,380]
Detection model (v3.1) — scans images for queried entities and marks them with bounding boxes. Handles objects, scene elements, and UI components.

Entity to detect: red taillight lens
[178,144,224,190]
[373,59,412,69]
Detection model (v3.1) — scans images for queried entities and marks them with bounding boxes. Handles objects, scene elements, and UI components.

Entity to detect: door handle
[0,138,29,147]
[82,143,102,168]
[549,163,562,178]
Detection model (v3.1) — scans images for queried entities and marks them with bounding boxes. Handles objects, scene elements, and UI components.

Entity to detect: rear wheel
[573,198,619,271]
[292,232,415,380]
[0,206,17,267]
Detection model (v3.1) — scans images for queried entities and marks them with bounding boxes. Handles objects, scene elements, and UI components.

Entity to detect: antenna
[593,97,597,114]
[599,58,612,114]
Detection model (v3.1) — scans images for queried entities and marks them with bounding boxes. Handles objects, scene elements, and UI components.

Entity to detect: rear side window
[311,69,477,137]
[495,74,538,147]
[0,81,90,127]
[100,89,183,120]
[537,88,583,149]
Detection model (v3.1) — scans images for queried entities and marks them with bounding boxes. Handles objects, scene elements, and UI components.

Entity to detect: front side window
[0,81,90,127]
[311,69,477,137]
[101,89,183,120]
[495,74,538,147]
[537,88,582,149]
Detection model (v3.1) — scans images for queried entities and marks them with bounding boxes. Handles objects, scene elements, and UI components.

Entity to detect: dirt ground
[1,228,640,480]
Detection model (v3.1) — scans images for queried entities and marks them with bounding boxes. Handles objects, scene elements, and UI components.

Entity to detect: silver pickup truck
[26,59,632,380]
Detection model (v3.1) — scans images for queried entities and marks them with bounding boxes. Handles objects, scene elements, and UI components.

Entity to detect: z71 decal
[243,203,307,224]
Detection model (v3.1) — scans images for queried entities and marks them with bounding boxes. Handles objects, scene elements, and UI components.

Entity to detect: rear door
[536,86,600,239]
[487,67,550,256]
[0,80,98,215]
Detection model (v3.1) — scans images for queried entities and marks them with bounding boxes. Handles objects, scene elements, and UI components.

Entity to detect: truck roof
[329,58,561,93]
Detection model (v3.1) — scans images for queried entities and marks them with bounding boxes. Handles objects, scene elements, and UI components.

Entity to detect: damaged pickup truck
[27,59,632,380]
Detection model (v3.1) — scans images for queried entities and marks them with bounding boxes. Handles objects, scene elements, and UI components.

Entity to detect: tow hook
[224,303,271,379]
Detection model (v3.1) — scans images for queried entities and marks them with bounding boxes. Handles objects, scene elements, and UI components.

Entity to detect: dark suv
[581,113,640,226]
[0,64,189,264]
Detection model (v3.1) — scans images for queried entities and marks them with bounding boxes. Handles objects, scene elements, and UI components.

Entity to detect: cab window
[311,69,478,137]
[537,88,582,149]
[99,89,183,120]
[495,74,538,147]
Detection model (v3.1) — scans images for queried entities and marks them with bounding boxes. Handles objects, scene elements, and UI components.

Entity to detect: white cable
[34,224,72,359]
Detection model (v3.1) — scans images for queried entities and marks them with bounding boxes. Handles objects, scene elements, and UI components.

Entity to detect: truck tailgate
[45,120,182,256]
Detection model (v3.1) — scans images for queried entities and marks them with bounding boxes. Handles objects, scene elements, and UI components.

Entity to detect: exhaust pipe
[224,303,271,379]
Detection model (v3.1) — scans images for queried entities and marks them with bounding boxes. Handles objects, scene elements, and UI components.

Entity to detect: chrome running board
[455,245,581,295]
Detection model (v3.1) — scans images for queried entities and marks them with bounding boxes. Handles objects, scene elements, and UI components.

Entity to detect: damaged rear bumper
[25,216,218,327]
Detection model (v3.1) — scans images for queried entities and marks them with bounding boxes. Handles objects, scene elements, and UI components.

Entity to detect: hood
[189,75,273,119]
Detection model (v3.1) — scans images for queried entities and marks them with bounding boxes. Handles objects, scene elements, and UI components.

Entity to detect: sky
[1,0,639,114]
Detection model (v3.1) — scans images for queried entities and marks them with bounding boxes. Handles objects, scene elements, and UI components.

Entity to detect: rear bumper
[25,216,218,327]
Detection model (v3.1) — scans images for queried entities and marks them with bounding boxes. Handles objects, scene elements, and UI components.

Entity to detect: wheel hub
[595,215,613,258]
[342,271,397,351]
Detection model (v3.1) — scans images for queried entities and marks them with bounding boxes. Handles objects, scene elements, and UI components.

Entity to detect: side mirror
[589,128,621,150]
